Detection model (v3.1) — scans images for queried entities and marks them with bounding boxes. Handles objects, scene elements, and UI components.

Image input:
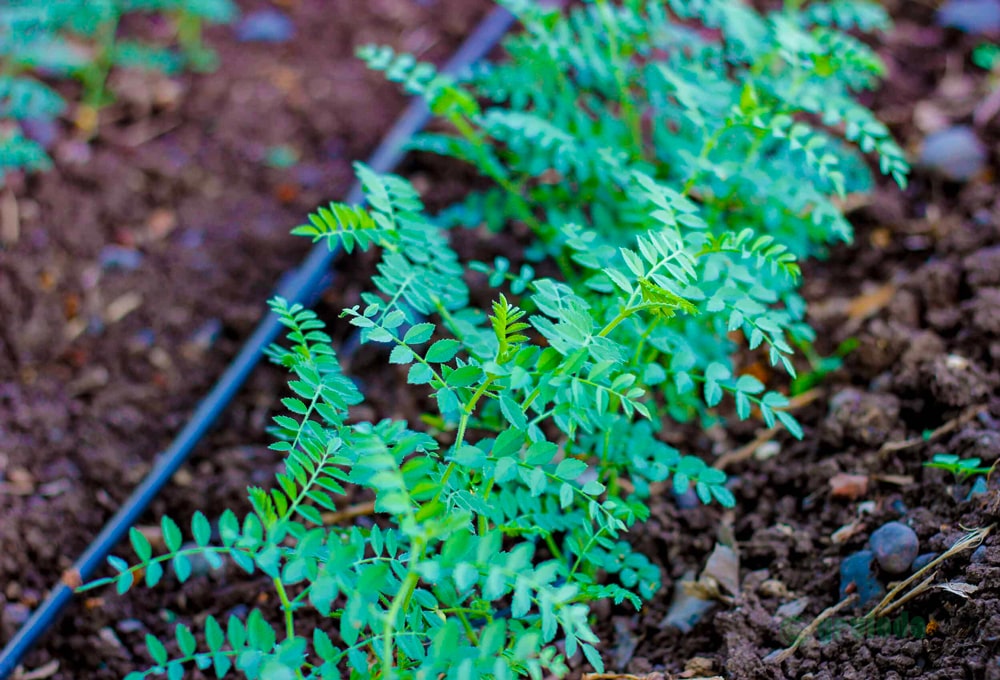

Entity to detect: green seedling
[791,337,859,395]
[973,43,1000,72]
[924,453,994,483]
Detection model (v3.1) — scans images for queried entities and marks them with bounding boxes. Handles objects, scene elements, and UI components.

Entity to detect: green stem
[274,578,306,679]
[383,565,421,676]
[274,578,296,640]
[595,0,642,154]
[83,11,121,110]
[447,112,576,273]
[681,126,725,197]
[433,376,495,506]
[454,610,480,645]
[630,318,660,365]
[597,303,669,337]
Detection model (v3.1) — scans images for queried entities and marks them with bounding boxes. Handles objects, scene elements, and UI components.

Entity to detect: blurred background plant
[0,0,237,186]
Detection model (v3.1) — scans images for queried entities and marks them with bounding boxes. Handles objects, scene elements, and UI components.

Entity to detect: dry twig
[865,525,992,620]
[878,405,986,455]
[712,388,823,470]
[321,500,376,525]
[766,594,859,664]
[877,572,938,620]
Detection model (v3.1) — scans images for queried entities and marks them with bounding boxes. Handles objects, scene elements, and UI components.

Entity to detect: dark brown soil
[2,1,1000,679]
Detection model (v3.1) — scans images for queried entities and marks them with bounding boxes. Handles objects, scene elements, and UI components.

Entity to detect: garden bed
[2,1,999,679]
[0,1,489,676]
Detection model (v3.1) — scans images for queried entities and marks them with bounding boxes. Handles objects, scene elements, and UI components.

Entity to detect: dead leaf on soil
[831,519,865,545]
[662,570,715,632]
[846,282,897,322]
[934,581,979,598]
[104,292,143,324]
[609,617,640,671]
[871,474,915,486]
[680,657,717,677]
[701,543,740,597]
[12,660,60,680]
[866,525,993,620]
[775,597,811,620]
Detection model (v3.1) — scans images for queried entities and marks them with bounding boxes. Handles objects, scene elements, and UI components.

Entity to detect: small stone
[20,117,59,149]
[99,245,143,271]
[971,545,989,564]
[840,550,885,606]
[870,521,920,574]
[662,571,714,633]
[3,603,30,627]
[966,476,989,500]
[183,318,222,356]
[919,126,987,182]
[829,473,869,500]
[179,542,216,578]
[673,487,700,509]
[776,597,810,619]
[236,10,294,43]
[938,0,1000,34]
[54,139,92,165]
[116,618,145,634]
[912,552,937,572]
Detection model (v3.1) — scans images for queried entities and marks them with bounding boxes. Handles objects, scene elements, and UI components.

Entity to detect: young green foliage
[362,0,907,430]
[924,453,995,484]
[82,1,907,677]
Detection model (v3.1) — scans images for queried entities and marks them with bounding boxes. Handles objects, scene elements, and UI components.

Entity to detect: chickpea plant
[79,0,908,678]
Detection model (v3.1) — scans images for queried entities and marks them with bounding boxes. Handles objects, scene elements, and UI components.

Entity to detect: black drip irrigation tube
[0,8,516,677]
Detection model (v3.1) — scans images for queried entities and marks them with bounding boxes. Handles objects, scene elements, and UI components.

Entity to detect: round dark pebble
[870,521,920,574]
[912,552,937,572]
[236,9,295,43]
[840,549,885,606]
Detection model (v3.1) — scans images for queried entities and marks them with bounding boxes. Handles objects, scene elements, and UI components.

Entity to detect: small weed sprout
[924,453,994,484]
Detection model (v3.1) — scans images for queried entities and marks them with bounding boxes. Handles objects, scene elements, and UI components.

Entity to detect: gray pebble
[99,245,143,271]
[236,10,294,43]
[912,552,937,572]
[116,618,145,634]
[919,126,987,182]
[3,603,30,627]
[870,521,920,574]
[20,118,59,149]
[840,549,885,606]
[966,476,989,500]
[938,0,1000,34]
